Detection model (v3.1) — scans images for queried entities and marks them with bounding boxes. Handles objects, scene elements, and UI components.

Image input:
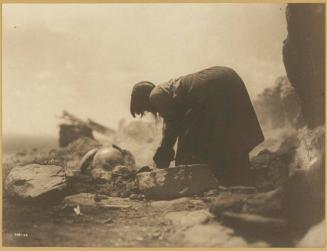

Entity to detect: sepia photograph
[2,2,325,248]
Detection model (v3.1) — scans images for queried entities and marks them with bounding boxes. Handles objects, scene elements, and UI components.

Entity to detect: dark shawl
[149,66,264,165]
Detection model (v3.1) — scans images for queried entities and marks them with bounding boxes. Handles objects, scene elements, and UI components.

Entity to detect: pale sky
[3,3,287,137]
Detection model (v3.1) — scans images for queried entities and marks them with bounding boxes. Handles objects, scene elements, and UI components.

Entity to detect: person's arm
[153,117,179,168]
[150,88,180,168]
[160,115,179,149]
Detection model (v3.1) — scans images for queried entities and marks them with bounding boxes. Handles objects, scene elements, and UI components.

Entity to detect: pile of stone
[4,140,136,201]
[208,125,325,246]
[250,132,299,191]
[4,137,220,203]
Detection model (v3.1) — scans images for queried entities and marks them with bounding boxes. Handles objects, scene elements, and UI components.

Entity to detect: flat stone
[63,193,98,207]
[136,165,152,174]
[137,164,219,200]
[221,211,287,232]
[129,193,144,200]
[226,186,257,194]
[242,188,283,216]
[209,188,283,219]
[165,209,213,228]
[208,193,246,217]
[204,189,219,197]
[63,193,141,209]
[4,164,66,199]
[150,197,205,209]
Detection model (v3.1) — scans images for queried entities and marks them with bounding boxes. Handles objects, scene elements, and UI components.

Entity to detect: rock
[281,150,325,233]
[208,193,245,218]
[5,164,66,200]
[129,194,144,200]
[94,194,108,202]
[62,193,141,210]
[124,179,139,194]
[250,141,296,191]
[204,189,219,197]
[129,194,138,200]
[102,217,114,224]
[100,204,131,209]
[219,211,293,246]
[209,188,283,219]
[150,197,206,210]
[221,211,287,233]
[63,193,98,207]
[296,220,325,247]
[224,186,257,194]
[137,164,219,200]
[242,188,283,217]
[136,165,152,174]
[165,209,213,228]
[283,3,325,128]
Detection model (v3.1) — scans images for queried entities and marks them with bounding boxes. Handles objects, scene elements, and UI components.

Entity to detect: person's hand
[153,147,175,169]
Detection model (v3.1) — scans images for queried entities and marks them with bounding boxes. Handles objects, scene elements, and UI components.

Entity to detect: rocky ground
[3,193,271,247]
[2,125,325,248]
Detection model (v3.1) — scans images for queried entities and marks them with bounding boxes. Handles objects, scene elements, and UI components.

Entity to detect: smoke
[253,76,304,133]
[250,75,306,157]
[113,116,163,167]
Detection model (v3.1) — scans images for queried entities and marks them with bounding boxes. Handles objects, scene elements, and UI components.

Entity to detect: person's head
[130,81,155,118]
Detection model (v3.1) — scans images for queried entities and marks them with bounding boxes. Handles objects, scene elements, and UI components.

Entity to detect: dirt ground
[3,193,275,247]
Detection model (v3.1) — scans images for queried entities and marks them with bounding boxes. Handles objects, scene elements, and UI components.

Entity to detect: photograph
[2,2,325,248]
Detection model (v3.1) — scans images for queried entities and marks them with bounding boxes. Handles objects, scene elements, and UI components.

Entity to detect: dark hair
[130,81,155,117]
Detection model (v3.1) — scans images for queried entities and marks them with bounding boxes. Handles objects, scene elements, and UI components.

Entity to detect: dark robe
[149,66,264,185]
